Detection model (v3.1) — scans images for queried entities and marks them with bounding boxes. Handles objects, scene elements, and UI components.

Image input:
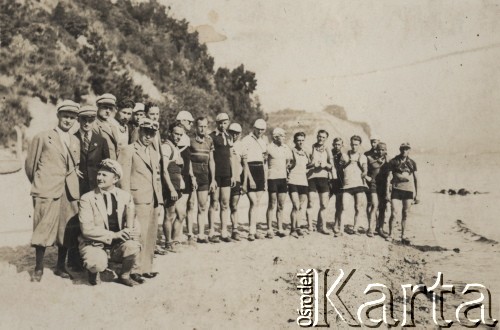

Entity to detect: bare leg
[401,199,413,241]
[173,194,188,242]
[219,187,231,238]
[306,191,316,230]
[368,193,379,235]
[230,194,241,234]
[208,187,220,237]
[276,192,287,232]
[334,193,343,232]
[266,192,278,234]
[317,192,330,232]
[196,190,209,240]
[388,199,402,239]
[186,192,196,238]
[289,192,300,232]
[340,192,352,233]
[247,191,264,236]
[353,192,367,233]
[163,204,176,246]
[299,194,308,230]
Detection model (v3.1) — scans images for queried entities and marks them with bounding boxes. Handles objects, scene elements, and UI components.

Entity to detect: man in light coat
[25,100,81,282]
[118,118,163,283]
[78,159,141,286]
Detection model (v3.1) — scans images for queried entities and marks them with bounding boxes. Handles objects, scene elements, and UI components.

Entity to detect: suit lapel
[94,191,109,229]
[134,143,153,171]
[98,120,116,144]
[68,136,79,166]
[49,129,66,160]
[87,133,99,153]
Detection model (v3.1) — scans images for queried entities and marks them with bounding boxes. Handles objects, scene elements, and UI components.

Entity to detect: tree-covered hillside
[0,0,265,142]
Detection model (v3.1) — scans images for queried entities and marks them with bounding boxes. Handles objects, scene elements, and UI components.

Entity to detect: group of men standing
[25,92,419,286]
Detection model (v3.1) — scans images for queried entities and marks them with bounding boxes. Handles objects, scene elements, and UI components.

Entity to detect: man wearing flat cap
[118,118,163,283]
[78,159,142,286]
[75,105,110,196]
[93,93,119,160]
[25,100,81,282]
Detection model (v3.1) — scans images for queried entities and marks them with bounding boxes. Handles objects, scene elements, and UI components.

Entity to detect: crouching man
[78,159,141,287]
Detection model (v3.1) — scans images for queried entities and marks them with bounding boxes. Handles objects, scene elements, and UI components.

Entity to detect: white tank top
[288,148,309,186]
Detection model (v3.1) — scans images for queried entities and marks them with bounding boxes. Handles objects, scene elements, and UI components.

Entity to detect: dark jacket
[75,131,110,196]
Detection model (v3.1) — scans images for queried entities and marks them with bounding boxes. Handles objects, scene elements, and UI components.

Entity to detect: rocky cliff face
[267,106,372,151]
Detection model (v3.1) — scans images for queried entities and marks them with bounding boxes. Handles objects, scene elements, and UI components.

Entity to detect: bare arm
[324,148,333,170]
[160,145,177,194]
[413,171,419,200]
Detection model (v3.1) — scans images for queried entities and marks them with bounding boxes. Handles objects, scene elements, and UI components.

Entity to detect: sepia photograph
[0,0,498,328]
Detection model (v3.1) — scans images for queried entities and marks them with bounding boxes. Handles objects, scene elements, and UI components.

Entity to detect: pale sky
[161,0,500,153]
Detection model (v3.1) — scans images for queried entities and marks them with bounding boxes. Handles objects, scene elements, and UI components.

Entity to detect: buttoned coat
[74,131,110,195]
[117,142,163,205]
[25,128,80,201]
[78,188,139,246]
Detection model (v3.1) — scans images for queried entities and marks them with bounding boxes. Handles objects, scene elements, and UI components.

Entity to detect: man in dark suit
[93,93,119,159]
[67,105,111,272]
[75,105,110,196]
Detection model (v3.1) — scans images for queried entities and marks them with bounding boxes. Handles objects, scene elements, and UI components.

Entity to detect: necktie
[103,192,113,216]
[83,132,90,152]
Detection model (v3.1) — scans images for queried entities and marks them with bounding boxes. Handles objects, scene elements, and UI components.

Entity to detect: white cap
[133,103,145,113]
[370,134,380,141]
[228,123,242,133]
[272,127,285,137]
[253,119,267,130]
[216,113,229,122]
[176,110,194,121]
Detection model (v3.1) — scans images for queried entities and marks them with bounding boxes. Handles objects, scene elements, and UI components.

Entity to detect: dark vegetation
[0,0,265,142]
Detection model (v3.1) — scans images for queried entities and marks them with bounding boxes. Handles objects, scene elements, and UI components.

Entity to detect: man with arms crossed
[241,119,268,241]
[386,143,418,244]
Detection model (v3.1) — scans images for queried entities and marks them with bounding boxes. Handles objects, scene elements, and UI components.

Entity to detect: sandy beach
[0,152,498,329]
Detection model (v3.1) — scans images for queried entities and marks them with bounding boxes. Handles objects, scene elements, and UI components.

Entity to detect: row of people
[25,93,418,286]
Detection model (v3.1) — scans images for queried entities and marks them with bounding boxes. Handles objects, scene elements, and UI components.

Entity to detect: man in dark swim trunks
[330,137,345,237]
[339,135,368,235]
[366,142,389,238]
[386,142,419,244]
[189,117,216,243]
[209,113,235,243]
